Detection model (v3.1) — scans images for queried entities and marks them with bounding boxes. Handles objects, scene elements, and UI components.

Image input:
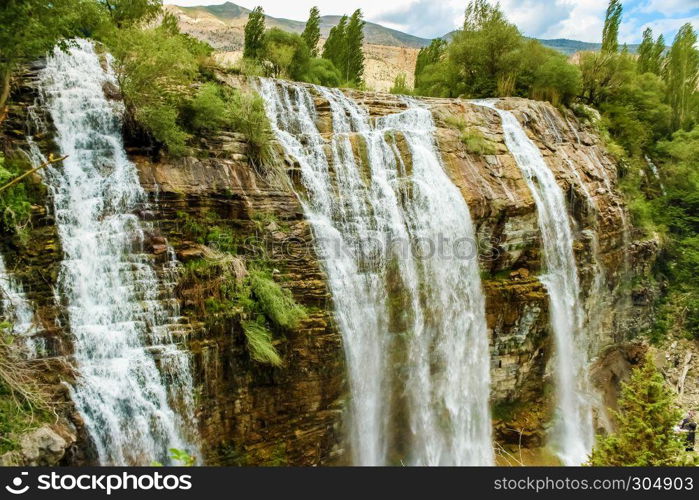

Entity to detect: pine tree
[322,15,347,74]
[588,354,690,466]
[345,9,365,85]
[664,23,699,131]
[302,6,321,57]
[601,0,622,53]
[243,6,266,60]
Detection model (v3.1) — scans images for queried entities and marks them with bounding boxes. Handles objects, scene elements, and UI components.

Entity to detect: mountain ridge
[169,2,623,54]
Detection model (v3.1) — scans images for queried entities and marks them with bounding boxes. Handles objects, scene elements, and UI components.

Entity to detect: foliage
[242,320,282,367]
[243,6,265,60]
[412,0,580,105]
[444,116,496,155]
[588,355,692,466]
[389,73,411,95]
[302,58,342,87]
[664,24,699,131]
[262,28,310,80]
[0,155,32,235]
[601,0,622,54]
[107,22,202,155]
[169,447,196,466]
[98,0,161,28]
[301,6,321,58]
[637,28,665,76]
[0,327,53,454]
[249,270,306,330]
[0,0,108,110]
[321,10,365,86]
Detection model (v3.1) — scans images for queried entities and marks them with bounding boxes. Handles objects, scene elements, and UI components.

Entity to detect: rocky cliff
[0,70,661,465]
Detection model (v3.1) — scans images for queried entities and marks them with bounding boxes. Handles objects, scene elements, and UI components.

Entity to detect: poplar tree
[345,9,365,85]
[601,0,622,53]
[638,28,666,75]
[588,355,691,466]
[243,6,266,60]
[322,15,348,74]
[664,23,699,131]
[302,6,321,57]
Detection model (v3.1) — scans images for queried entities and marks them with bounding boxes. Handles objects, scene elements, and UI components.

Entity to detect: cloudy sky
[168,0,699,43]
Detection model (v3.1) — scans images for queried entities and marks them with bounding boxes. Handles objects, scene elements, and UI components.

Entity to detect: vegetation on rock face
[175,211,305,368]
[0,154,32,237]
[588,355,694,466]
[0,325,54,454]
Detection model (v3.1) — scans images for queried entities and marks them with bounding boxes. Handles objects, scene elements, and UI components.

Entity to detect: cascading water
[260,79,492,466]
[476,100,593,465]
[0,255,39,357]
[34,39,196,465]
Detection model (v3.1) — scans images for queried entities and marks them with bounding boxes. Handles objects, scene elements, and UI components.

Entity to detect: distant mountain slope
[172,2,637,54]
[174,2,431,48]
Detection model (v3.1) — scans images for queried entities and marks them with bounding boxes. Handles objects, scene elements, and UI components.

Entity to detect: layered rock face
[1,71,657,465]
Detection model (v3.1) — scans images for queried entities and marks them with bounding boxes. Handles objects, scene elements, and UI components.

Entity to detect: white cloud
[635,0,697,16]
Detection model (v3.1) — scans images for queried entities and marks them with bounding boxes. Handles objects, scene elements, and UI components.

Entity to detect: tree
[664,23,699,131]
[262,28,310,80]
[390,73,411,95]
[414,38,446,91]
[345,10,365,85]
[302,6,321,57]
[601,0,622,53]
[588,354,689,466]
[322,15,347,71]
[0,0,102,113]
[243,6,266,60]
[447,0,522,97]
[98,0,161,28]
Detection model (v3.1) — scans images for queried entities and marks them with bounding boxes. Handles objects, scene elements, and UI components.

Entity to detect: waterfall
[259,79,492,466]
[34,39,196,465]
[0,255,40,357]
[476,101,593,465]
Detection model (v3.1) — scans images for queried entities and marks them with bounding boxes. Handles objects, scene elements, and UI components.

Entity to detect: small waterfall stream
[476,100,594,465]
[0,255,39,357]
[260,80,493,465]
[34,39,196,465]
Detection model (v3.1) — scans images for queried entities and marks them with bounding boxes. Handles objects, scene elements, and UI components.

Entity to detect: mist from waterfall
[259,79,493,466]
[34,39,197,465]
[475,100,594,465]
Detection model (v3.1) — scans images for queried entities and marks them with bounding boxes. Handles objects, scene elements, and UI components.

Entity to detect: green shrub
[390,73,412,95]
[186,82,230,132]
[242,320,282,367]
[229,90,274,168]
[0,154,32,235]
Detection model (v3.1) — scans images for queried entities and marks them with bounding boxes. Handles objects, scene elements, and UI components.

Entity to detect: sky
[167,0,699,43]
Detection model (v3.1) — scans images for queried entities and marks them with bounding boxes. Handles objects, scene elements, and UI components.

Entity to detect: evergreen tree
[588,354,690,466]
[322,15,347,75]
[243,6,266,60]
[601,0,622,53]
[664,23,699,131]
[302,6,321,57]
[345,9,365,85]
